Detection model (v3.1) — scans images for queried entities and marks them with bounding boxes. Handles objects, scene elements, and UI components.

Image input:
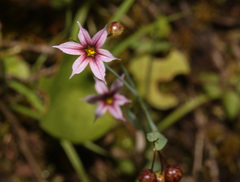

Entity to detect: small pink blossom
[53,21,119,83]
[83,75,131,121]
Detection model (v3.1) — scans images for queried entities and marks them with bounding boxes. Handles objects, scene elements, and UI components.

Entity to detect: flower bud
[108,21,124,37]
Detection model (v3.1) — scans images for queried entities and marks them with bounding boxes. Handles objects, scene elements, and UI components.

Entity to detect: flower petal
[92,26,107,48]
[89,59,106,83]
[82,94,101,104]
[110,74,125,92]
[96,49,120,62]
[95,102,108,119]
[108,104,126,121]
[53,42,84,55]
[94,77,108,94]
[77,21,91,47]
[113,93,131,105]
[70,54,89,78]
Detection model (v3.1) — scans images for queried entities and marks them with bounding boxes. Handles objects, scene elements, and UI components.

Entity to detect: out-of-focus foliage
[129,50,190,109]
[3,55,30,79]
[1,0,240,181]
[39,55,116,143]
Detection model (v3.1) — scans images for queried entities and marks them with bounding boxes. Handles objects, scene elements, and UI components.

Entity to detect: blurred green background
[0,0,240,181]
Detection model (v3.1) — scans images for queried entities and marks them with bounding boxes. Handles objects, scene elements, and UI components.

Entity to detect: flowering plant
[53,21,170,182]
[53,21,119,83]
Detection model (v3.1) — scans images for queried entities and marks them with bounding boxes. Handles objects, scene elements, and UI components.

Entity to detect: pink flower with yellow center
[83,75,131,121]
[53,22,119,83]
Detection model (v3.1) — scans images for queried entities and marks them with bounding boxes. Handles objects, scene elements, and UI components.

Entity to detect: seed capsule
[164,164,183,182]
[139,169,157,182]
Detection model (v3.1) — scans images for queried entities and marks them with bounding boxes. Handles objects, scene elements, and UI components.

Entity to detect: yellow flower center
[105,97,113,105]
[85,46,96,57]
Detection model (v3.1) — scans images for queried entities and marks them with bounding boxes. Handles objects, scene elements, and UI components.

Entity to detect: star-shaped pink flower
[53,21,119,83]
[83,75,131,121]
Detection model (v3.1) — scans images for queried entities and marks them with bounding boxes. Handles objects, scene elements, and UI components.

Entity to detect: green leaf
[147,131,167,151]
[200,72,222,98]
[39,55,116,143]
[148,82,178,110]
[222,90,240,119]
[129,50,190,109]
[203,84,223,98]
[154,16,171,39]
[8,80,44,114]
[151,50,190,81]
[3,55,30,79]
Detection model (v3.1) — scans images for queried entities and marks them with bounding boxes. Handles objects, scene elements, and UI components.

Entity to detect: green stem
[158,95,210,132]
[111,10,190,57]
[109,0,135,22]
[105,63,157,132]
[83,141,109,157]
[105,64,137,96]
[60,140,89,182]
[120,64,136,88]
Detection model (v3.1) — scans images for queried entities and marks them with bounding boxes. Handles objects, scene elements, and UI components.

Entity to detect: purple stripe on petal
[70,54,89,78]
[113,93,131,105]
[97,49,120,62]
[92,26,107,48]
[108,104,126,121]
[82,94,101,104]
[89,60,106,83]
[77,21,91,47]
[94,77,108,94]
[53,42,84,55]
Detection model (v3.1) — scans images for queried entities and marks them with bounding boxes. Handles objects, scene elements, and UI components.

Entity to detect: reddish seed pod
[108,21,124,37]
[139,169,157,182]
[155,171,165,182]
[164,164,183,182]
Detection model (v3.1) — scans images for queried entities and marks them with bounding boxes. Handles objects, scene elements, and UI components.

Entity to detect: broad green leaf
[129,50,190,109]
[147,131,167,151]
[39,55,116,143]
[148,82,178,109]
[3,55,30,79]
[222,90,240,119]
[151,50,190,81]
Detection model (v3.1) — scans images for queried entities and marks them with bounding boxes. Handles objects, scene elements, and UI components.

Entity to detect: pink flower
[53,21,119,83]
[83,75,131,121]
